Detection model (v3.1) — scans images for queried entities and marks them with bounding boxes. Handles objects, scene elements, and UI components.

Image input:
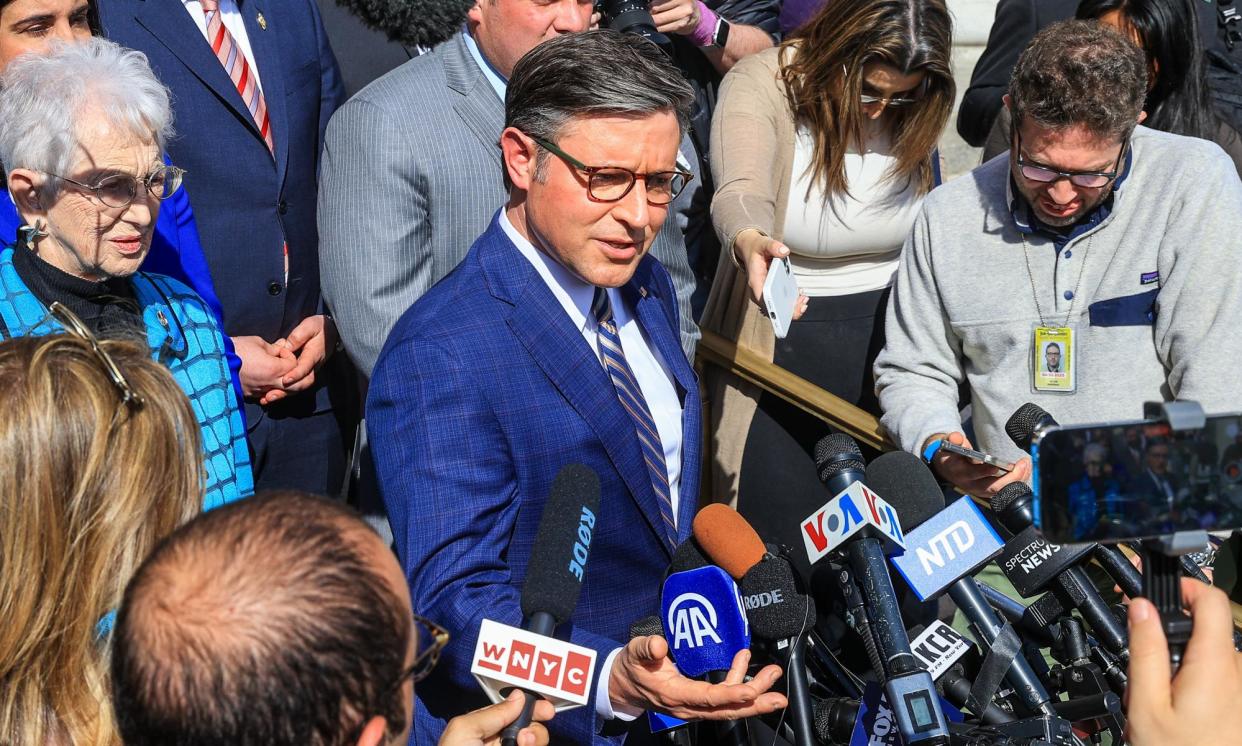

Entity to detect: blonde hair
[0,333,204,745]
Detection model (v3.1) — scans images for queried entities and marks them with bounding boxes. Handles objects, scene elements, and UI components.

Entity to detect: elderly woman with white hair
[0,37,251,509]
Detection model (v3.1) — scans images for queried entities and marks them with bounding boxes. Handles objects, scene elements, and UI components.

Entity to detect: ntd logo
[471,620,597,707]
[666,593,723,650]
[915,521,974,575]
[801,482,905,564]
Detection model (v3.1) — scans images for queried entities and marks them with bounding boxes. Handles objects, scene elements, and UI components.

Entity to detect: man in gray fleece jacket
[875,20,1242,499]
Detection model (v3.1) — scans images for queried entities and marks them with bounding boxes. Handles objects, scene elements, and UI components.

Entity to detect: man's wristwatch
[711,16,731,47]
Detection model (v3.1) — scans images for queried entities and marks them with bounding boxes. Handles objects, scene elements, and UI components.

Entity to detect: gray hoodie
[875,126,1242,465]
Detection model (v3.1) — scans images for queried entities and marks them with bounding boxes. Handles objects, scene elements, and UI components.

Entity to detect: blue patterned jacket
[0,245,253,509]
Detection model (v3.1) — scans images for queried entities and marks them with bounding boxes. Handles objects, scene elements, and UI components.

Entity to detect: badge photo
[1032,326,1075,393]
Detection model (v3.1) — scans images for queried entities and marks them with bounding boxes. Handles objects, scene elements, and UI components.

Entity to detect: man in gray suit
[318,1,701,376]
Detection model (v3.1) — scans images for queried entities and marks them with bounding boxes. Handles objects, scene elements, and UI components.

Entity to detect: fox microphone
[500,464,601,746]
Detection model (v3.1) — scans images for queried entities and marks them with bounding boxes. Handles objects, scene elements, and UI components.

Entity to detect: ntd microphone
[891,497,1005,602]
[801,481,906,564]
[661,566,750,677]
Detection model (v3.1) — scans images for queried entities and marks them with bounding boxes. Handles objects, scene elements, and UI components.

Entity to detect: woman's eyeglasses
[47,301,144,410]
[46,164,186,209]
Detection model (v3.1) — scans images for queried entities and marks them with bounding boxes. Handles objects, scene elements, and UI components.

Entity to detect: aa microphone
[693,504,817,745]
[991,484,1129,666]
[808,441,950,745]
[500,464,601,746]
[877,454,1057,720]
[329,0,472,49]
[661,565,751,746]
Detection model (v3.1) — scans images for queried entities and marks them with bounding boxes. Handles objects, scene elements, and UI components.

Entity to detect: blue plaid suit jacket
[368,214,701,744]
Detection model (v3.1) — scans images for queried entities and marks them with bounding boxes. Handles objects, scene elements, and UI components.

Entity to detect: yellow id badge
[1033,326,1075,393]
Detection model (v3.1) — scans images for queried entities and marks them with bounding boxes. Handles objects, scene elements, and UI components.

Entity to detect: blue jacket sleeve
[368,333,622,744]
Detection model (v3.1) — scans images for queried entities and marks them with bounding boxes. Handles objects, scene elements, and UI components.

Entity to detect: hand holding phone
[923,432,1031,500]
[937,441,1014,473]
[761,256,798,338]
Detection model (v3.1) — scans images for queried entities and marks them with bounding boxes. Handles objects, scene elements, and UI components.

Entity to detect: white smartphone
[938,441,1015,473]
[762,257,798,339]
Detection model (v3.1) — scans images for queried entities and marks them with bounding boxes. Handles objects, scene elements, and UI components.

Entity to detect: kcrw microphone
[499,464,602,746]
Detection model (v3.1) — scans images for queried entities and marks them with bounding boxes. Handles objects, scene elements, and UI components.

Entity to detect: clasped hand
[609,635,787,720]
[233,314,338,405]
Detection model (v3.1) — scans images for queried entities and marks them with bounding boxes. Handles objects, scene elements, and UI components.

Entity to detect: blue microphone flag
[660,566,750,678]
[890,496,1006,602]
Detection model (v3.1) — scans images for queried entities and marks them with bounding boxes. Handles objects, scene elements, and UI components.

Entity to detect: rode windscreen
[660,567,750,677]
[520,464,601,623]
[330,0,473,48]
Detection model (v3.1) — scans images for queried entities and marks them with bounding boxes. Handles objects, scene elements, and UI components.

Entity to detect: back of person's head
[782,0,955,196]
[1009,20,1147,142]
[1076,0,1220,140]
[111,490,413,746]
[504,29,694,184]
[0,333,202,746]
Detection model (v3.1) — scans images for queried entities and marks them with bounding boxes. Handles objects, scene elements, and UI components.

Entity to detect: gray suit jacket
[318,32,700,376]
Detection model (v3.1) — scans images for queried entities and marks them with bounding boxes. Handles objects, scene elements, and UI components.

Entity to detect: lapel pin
[155,309,169,329]
[256,12,267,30]
[639,287,648,298]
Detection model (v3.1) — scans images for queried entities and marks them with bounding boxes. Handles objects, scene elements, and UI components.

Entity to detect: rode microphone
[991,483,1129,666]
[661,565,750,746]
[876,454,1057,720]
[694,504,817,745]
[500,464,601,746]
[806,440,950,745]
[330,0,472,48]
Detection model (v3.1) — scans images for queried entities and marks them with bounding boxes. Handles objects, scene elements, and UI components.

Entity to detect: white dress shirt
[501,210,683,722]
[181,0,265,94]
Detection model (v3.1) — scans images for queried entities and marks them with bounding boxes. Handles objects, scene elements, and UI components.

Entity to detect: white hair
[0,37,173,196]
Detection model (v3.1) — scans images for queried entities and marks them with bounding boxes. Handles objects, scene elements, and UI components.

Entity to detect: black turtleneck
[9,242,142,338]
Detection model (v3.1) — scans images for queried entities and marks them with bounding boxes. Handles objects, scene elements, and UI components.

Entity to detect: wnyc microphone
[878,453,1059,721]
[660,559,751,746]
[801,438,951,745]
[694,504,817,746]
[498,464,602,746]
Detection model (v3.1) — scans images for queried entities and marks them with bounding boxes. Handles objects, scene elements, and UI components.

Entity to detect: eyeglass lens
[94,168,183,208]
[588,169,687,205]
[1018,165,1112,189]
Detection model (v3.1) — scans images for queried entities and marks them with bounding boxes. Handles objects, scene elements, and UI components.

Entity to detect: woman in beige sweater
[701,0,954,562]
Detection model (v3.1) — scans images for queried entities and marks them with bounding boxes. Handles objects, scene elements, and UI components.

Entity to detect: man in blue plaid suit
[368,31,786,746]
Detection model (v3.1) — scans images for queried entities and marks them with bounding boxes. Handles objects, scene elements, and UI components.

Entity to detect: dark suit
[368,215,701,744]
[99,0,349,492]
[956,0,1076,147]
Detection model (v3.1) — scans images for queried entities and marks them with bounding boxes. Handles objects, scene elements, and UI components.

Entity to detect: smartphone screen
[1034,413,1242,543]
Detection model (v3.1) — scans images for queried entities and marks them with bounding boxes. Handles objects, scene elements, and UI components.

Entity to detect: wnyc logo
[471,619,597,709]
[801,482,905,564]
[890,497,1005,602]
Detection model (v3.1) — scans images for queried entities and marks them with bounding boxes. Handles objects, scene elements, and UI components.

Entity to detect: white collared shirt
[181,0,265,95]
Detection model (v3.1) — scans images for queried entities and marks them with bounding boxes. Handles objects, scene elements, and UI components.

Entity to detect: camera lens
[602,0,672,48]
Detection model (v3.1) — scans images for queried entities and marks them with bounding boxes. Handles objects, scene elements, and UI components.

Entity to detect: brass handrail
[695,329,893,453]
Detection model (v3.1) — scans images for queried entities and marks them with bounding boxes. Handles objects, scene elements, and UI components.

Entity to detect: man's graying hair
[1009,20,1147,142]
[505,30,694,180]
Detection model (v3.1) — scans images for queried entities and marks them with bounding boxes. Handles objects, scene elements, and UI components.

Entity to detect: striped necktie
[200,0,274,154]
[592,288,676,547]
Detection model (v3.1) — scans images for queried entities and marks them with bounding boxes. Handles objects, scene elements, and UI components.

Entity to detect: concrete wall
[940,0,1000,178]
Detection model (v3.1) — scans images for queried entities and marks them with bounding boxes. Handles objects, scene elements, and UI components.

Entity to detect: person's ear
[501,127,538,193]
[1002,93,1011,112]
[1137,110,1148,125]
[8,168,46,217]
[354,716,388,746]
[466,0,484,28]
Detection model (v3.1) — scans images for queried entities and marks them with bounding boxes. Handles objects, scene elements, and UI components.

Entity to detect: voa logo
[666,593,722,650]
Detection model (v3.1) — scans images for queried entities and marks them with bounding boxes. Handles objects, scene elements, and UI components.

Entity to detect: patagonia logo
[1140,271,1159,285]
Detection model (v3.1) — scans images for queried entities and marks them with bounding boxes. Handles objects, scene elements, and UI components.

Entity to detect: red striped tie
[200,0,274,154]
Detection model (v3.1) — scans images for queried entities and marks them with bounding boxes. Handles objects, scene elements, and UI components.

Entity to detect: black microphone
[870,452,1058,721]
[500,464,602,746]
[810,439,951,745]
[330,0,472,49]
[693,504,817,746]
[991,483,1129,667]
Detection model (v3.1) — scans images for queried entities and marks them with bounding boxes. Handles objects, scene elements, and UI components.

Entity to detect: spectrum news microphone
[694,504,818,745]
[803,434,951,745]
[874,451,1060,722]
[499,464,601,746]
